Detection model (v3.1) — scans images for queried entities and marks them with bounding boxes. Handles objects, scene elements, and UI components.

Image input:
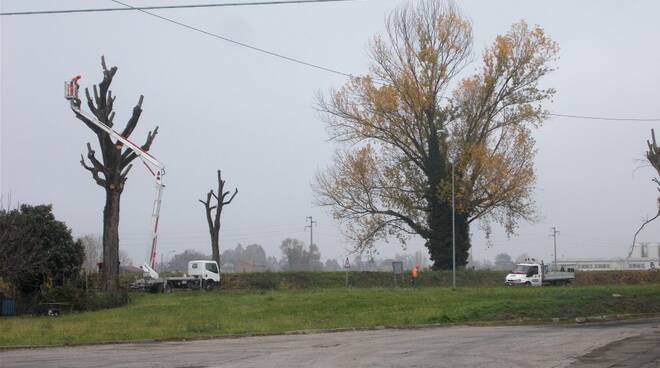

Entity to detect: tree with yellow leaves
[314,0,558,269]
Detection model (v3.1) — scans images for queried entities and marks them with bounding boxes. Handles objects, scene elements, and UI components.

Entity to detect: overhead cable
[109,0,354,78]
[0,0,363,16]
[549,113,660,122]
[7,1,656,122]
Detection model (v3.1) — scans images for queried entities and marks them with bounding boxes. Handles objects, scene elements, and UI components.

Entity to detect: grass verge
[2,284,660,347]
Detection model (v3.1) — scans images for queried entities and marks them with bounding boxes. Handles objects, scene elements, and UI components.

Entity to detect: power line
[0,0,363,16]
[549,113,660,122]
[8,3,657,121]
[109,0,353,78]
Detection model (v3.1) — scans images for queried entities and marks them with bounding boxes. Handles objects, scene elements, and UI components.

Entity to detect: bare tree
[199,170,238,267]
[79,235,101,273]
[630,129,660,257]
[69,56,159,290]
[119,250,134,267]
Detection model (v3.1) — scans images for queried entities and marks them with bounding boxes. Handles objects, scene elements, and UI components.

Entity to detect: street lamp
[451,160,456,290]
[441,126,457,289]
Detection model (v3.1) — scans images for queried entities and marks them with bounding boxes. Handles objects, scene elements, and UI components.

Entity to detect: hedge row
[574,270,660,285]
[10,285,129,315]
[219,270,508,289]
[217,270,660,290]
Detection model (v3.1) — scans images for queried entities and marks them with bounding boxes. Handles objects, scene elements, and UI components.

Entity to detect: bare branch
[79,144,107,187]
[222,188,239,205]
[630,210,660,257]
[121,95,144,138]
[120,125,159,168]
[120,163,133,179]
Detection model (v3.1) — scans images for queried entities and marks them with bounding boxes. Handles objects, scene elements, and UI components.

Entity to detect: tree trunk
[102,189,121,291]
[211,233,220,267]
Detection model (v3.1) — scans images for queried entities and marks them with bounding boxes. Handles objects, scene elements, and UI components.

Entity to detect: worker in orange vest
[411,264,420,288]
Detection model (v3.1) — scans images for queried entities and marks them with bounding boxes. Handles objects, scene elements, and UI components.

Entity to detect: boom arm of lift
[65,76,164,280]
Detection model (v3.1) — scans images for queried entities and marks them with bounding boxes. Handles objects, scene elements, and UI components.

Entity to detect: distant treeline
[159,240,431,274]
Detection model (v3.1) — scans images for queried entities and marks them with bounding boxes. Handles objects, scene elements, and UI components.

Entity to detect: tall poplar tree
[315,1,558,269]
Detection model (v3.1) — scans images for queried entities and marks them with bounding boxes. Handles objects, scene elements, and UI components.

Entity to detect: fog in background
[2,0,659,266]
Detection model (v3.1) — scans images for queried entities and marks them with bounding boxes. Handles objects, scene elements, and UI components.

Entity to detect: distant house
[556,243,659,272]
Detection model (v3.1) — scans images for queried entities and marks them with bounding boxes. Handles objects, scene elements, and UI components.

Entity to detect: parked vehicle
[505,259,574,286]
[135,260,221,292]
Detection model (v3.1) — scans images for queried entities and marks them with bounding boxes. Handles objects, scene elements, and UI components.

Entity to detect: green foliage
[0,205,84,296]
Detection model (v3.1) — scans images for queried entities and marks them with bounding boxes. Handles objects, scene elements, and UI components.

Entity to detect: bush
[40,283,129,312]
[0,205,84,296]
[10,282,130,315]
[81,271,142,290]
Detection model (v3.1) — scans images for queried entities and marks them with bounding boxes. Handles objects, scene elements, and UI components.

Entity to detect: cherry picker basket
[64,75,81,100]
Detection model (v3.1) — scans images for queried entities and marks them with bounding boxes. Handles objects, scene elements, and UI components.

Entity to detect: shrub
[31,283,129,314]
[0,205,84,296]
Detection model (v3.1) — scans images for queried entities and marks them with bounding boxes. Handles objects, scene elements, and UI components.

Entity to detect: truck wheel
[203,280,215,291]
[524,282,531,286]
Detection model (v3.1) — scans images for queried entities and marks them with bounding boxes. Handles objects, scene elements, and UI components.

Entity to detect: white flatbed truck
[138,260,221,292]
[505,259,574,286]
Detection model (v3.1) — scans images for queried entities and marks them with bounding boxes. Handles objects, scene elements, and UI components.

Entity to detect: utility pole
[549,227,560,271]
[305,216,317,248]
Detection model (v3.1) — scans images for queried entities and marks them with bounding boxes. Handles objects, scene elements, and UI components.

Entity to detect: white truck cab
[188,260,221,285]
[505,259,574,286]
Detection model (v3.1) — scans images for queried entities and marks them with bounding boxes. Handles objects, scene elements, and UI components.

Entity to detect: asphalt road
[3,319,659,368]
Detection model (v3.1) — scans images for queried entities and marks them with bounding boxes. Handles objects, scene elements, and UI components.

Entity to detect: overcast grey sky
[1,0,659,266]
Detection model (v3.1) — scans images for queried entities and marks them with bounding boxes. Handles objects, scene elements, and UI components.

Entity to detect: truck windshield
[512,265,531,274]
[205,262,218,273]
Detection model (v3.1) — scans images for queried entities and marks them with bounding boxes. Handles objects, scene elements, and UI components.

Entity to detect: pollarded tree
[631,129,660,256]
[199,170,238,267]
[315,0,558,269]
[69,56,159,290]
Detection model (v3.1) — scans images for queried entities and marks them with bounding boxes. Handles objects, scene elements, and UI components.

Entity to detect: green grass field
[2,285,660,347]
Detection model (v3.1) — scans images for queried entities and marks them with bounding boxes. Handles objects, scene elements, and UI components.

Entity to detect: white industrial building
[556,243,660,272]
